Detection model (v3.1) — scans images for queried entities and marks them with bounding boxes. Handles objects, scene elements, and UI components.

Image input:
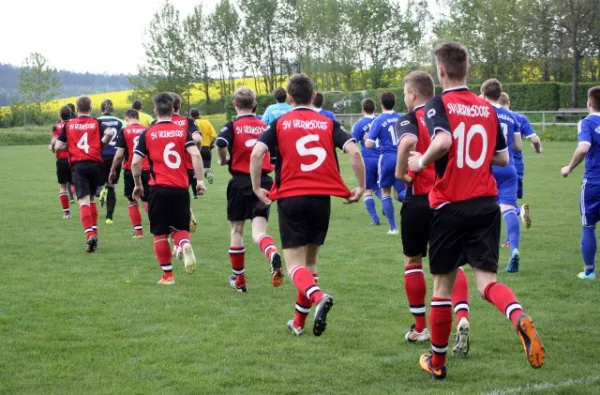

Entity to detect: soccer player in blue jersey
[262,88,292,124]
[313,92,337,121]
[481,80,523,273]
[352,98,381,225]
[561,86,600,280]
[366,92,403,235]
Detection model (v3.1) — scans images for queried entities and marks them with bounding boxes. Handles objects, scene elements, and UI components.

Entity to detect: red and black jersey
[57,115,105,164]
[257,108,354,201]
[117,124,150,171]
[52,120,69,160]
[396,105,435,198]
[215,114,273,175]
[424,87,506,209]
[172,114,200,170]
[134,121,195,189]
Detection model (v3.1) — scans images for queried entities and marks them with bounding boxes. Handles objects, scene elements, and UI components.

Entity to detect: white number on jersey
[133,136,140,149]
[106,128,118,146]
[296,134,326,172]
[388,125,398,146]
[163,142,182,169]
[501,123,508,143]
[245,139,258,148]
[77,133,90,154]
[453,122,488,169]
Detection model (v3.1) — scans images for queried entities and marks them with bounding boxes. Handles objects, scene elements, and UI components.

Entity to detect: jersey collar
[413,104,425,112]
[442,86,469,94]
[382,110,395,114]
[236,114,255,119]
[293,106,316,112]
[590,113,600,117]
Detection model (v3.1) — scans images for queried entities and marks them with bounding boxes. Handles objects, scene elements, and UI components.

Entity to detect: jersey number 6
[163,142,182,169]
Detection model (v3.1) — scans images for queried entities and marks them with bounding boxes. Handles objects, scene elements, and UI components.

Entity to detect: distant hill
[0,63,132,106]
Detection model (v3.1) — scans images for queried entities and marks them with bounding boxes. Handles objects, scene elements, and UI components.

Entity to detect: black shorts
[429,197,501,275]
[227,174,272,221]
[148,186,190,235]
[71,161,103,199]
[277,195,331,249]
[201,147,212,169]
[56,158,72,184]
[102,156,121,184]
[400,195,432,258]
[123,170,151,202]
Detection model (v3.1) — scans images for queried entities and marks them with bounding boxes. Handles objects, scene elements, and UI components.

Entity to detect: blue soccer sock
[581,226,596,275]
[503,209,520,254]
[397,189,406,202]
[374,188,383,200]
[381,196,397,231]
[364,195,380,223]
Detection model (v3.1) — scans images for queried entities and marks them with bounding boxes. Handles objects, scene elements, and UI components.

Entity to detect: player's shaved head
[101,99,114,115]
[273,87,287,103]
[481,79,503,101]
[170,92,182,112]
[287,73,315,106]
[154,93,174,117]
[362,98,376,114]
[313,92,325,109]
[125,109,139,120]
[434,42,470,81]
[588,87,600,112]
[76,96,92,114]
[499,92,511,107]
[233,87,256,110]
[59,106,71,121]
[380,92,396,111]
[404,71,435,100]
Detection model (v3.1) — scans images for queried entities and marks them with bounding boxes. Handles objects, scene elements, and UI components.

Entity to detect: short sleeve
[185,131,195,148]
[116,130,126,149]
[257,121,278,151]
[96,119,106,137]
[578,120,592,145]
[494,113,508,152]
[58,122,68,142]
[351,121,364,142]
[333,121,355,151]
[216,122,234,148]
[519,115,536,138]
[134,131,147,157]
[367,118,381,142]
[396,113,419,143]
[424,96,451,137]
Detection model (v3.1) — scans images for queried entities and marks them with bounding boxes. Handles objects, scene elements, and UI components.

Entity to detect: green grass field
[1,143,600,394]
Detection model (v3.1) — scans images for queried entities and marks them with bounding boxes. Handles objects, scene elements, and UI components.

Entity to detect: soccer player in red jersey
[108,109,149,238]
[50,106,73,219]
[215,87,283,293]
[407,43,544,380]
[131,93,206,285]
[55,96,114,253]
[250,74,366,337]
[395,71,471,354]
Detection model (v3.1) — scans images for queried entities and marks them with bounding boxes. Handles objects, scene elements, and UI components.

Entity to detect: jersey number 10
[453,122,488,170]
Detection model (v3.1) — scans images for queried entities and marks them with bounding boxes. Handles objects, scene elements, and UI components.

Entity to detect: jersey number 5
[164,142,182,169]
[296,134,326,172]
[77,133,90,154]
[453,122,488,169]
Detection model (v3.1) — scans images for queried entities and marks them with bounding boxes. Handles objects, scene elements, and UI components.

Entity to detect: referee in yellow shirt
[132,100,154,127]
[189,108,217,184]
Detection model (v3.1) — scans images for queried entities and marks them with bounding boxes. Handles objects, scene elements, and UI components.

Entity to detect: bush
[0,126,51,146]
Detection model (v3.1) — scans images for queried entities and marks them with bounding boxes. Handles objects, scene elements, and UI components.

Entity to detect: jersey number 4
[77,133,90,154]
[296,135,326,172]
[453,122,488,169]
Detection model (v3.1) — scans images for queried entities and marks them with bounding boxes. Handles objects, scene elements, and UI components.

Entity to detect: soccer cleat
[405,325,430,343]
[70,198,75,204]
[99,186,108,207]
[419,353,447,380]
[577,271,596,280]
[520,204,532,229]
[206,169,214,184]
[174,246,183,261]
[228,275,247,293]
[86,236,98,254]
[105,218,114,225]
[132,234,144,240]
[502,241,511,248]
[313,294,334,337]
[371,219,381,226]
[193,195,199,200]
[287,319,304,336]
[182,243,197,275]
[506,249,520,273]
[63,214,71,219]
[270,253,284,288]
[516,314,545,369]
[452,318,470,357]
[158,273,175,285]
[387,229,399,235]
[190,209,197,233]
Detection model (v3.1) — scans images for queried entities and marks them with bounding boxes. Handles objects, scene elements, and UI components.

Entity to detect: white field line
[484,376,600,395]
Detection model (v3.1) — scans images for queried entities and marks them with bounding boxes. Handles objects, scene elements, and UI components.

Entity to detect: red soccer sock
[293,290,311,329]
[154,236,173,274]
[484,282,524,329]
[404,264,427,332]
[60,193,70,215]
[452,268,470,323]
[172,230,191,249]
[229,246,246,287]
[429,298,453,368]
[258,235,279,262]
[291,266,324,304]
[128,202,143,235]
[312,272,318,284]
[79,204,94,240]
[90,202,98,236]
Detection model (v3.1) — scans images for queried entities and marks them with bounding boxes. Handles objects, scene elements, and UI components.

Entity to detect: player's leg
[228,221,247,292]
[579,180,599,279]
[188,169,198,199]
[363,157,381,225]
[169,188,196,275]
[379,154,398,234]
[67,182,75,202]
[104,157,118,224]
[451,267,470,357]
[202,147,214,184]
[123,170,143,238]
[497,170,521,272]
[57,159,71,218]
[72,164,97,252]
[59,184,70,218]
[252,218,283,287]
[148,187,175,284]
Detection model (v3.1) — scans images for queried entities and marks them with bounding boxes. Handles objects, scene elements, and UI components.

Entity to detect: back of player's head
[434,42,470,81]
[169,92,182,112]
[361,98,376,114]
[588,87,600,112]
[67,103,76,113]
[498,92,510,107]
[76,96,92,113]
[101,99,114,114]
[125,109,139,120]
[154,93,174,117]
[481,79,502,101]
[287,73,314,106]
[59,106,71,121]
[273,88,287,103]
[404,71,435,100]
[313,92,324,109]
[233,87,256,110]
[132,100,143,111]
[189,108,200,119]
[380,92,396,111]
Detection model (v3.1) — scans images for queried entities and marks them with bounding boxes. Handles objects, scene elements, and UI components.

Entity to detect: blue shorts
[493,165,518,207]
[364,156,379,190]
[580,179,600,226]
[378,153,397,189]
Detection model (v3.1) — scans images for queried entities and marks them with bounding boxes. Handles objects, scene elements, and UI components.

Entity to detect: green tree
[18,52,62,113]
[184,4,213,104]
[208,0,240,96]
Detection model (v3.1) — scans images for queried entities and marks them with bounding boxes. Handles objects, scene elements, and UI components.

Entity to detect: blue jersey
[262,102,292,124]
[351,116,379,159]
[512,112,535,161]
[98,115,124,157]
[493,106,519,167]
[318,109,337,121]
[367,111,402,154]
[578,114,600,180]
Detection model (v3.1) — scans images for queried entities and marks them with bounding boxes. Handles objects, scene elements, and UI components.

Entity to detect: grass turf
[1,143,599,394]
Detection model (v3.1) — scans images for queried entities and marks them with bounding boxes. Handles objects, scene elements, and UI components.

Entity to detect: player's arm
[513,131,523,153]
[186,132,206,195]
[215,122,233,166]
[409,97,452,172]
[55,123,68,151]
[562,120,591,177]
[492,117,509,166]
[365,118,380,149]
[521,116,543,153]
[131,131,147,199]
[99,121,114,148]
[334,121,365,202]
[395,115,418,182]
[251,123,277,205]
